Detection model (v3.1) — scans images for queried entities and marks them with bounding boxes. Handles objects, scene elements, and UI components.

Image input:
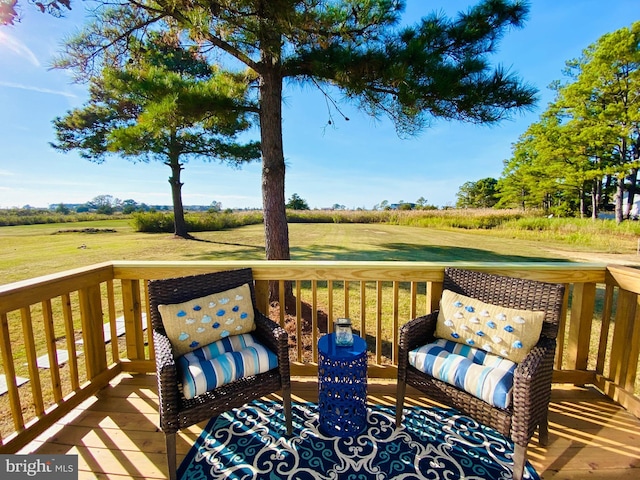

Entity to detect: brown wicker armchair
[396,268,565,480]
[148,268,292,480]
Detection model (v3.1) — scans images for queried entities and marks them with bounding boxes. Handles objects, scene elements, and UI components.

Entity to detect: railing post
[595,283,615,375]
[567,282,596,374]
[427,281,443,314]
[42,300,62,403]
[0,312,24,430]
[609,289,638,391]
[79,284,108,379]
[602,265,640,417]
[554,287,571,370]
[622,299,640,393]
[121,279,145,361]
[254,279,270,314]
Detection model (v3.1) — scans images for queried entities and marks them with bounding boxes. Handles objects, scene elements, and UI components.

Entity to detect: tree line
[456,22,640,223]
[51,196,226,215]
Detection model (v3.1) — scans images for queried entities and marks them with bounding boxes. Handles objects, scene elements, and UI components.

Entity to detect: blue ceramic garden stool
[317,333,368,437]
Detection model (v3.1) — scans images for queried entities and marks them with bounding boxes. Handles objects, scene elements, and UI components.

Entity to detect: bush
[131,210,264,233]
[386,209,529,230]
[287,210,391,224]
[131,212,175,233]
[0,209,124,226]
[502,217,553,231]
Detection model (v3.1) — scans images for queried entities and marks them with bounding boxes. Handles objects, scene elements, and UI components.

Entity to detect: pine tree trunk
[626,168,638,219]
[591,178,599,220]
[615,178,624,224]
[259,70,290,261]
[168,154,190,238]
[259,38,294,305]
[604,174,613,206]
[617,138,629,224]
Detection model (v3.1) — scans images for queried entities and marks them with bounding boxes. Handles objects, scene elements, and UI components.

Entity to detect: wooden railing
[0,260,638,453]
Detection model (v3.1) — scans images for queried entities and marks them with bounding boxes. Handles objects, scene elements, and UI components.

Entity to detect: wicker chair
[396,268,565,480]
[148,268,292,480]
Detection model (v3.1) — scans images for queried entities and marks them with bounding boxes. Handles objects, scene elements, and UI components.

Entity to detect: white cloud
[0,30,40,67]
[0,80,77,99]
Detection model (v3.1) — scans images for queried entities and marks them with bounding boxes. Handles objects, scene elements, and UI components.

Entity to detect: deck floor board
[19,374,640,479]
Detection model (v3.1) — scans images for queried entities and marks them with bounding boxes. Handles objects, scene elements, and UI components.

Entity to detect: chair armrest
[153,330,181,433]
[397,312,439,381]
[515,336,556,382]
[253,311,291,389]
[512,336,557,442]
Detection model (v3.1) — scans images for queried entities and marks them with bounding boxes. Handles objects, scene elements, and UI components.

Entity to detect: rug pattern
[178,400,539,479]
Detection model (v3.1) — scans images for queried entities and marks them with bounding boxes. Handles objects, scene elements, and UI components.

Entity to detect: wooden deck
[19,373,640,479]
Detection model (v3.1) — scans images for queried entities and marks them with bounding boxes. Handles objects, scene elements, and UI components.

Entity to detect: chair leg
[166,432,177,480]
[538,414,550,446]
[395,379,406,426]
[283,386,293,435]
[512,443,527,480]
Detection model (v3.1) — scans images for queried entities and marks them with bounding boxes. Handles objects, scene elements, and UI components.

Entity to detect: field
[2,217,640,285]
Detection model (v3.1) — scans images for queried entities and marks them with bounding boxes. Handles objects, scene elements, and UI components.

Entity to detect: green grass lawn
[0,220,586,284]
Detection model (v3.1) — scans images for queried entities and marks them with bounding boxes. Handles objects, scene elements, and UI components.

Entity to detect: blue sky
[0,1,637,210]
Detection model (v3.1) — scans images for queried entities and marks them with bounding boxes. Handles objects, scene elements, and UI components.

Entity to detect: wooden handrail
[0,263,114,314]
[0,260,638,454]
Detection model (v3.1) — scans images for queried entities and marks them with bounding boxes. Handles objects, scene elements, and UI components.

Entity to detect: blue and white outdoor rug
[178,400,540,479]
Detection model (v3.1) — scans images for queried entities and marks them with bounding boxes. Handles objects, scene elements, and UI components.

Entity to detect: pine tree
[51,34,260,238]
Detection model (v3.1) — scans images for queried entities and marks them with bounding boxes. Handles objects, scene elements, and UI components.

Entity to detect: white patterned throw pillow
[435,289,545,363]
[158,283,255,357]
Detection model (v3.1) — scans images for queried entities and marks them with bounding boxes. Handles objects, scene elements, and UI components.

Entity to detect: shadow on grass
[182,241,266,260]
[290,242,575,263]
[180,235,576,263]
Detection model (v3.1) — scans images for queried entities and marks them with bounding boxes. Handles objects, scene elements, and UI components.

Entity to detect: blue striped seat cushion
[177,333,278,400]
[409,338,516,409]
[186,333,260,361]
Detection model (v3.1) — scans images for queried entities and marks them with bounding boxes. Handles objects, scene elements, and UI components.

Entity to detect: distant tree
[286,193,309,210]
[209,201,222,213]
[121,199,138,214]
[498,22,640,221]
[498,110,596,217]
[416,197,428,209]
[557,22,640,222]
[55,203,70,214]
[332,204,346,210]
[379,200,390,211]
[456,178,499,208]
[88,195,116,214]
[497,142,537,211]
[51,34,260,238]
[457,181,476,208]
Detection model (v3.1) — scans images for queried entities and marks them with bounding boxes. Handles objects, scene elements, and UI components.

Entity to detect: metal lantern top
[334,317,354,347]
